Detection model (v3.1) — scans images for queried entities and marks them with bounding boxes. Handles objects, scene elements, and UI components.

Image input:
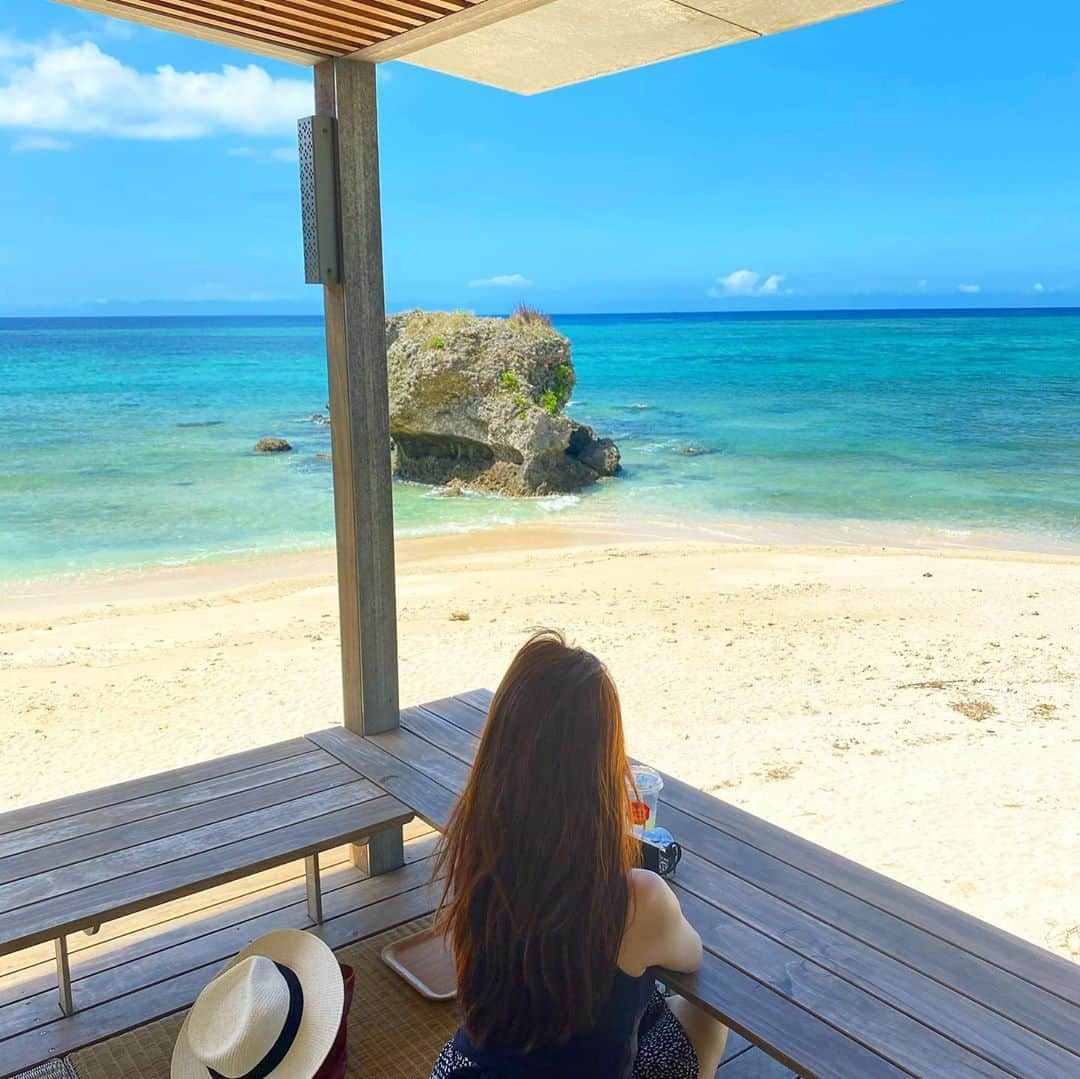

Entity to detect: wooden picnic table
[311,689,1080,1079]
[0,737,413,1017]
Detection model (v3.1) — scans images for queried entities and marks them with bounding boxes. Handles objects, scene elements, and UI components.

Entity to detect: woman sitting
[430,630,728,1079]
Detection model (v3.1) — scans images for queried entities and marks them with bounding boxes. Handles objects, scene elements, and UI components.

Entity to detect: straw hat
[173,928,344,1079]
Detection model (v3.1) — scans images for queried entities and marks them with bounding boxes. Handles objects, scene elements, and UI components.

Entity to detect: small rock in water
[254,437,292,453]
[677,445,712,457]
[315,453,332,462]
[450,611,470,622]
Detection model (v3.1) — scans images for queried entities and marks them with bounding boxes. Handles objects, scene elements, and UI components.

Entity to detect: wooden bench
[313,690,1080,1079]
[0,737,412,1018]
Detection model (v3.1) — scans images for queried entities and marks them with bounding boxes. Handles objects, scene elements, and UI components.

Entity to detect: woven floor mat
[68,916,457,1079]
[8,1061,78,1079]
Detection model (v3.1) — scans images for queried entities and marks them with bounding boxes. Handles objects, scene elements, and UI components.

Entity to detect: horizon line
[2,304,1080,322]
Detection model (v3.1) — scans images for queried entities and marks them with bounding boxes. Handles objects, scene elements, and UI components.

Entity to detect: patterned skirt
[429,989,699,1079]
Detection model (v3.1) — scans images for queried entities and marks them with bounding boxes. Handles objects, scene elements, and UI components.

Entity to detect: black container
[638,834,682,877]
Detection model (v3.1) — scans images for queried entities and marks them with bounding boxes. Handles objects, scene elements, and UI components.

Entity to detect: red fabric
[313,963,355,1079]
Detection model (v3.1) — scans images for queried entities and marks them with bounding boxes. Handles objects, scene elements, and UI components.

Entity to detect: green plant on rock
[512,394,529,420]
[552,362,573,405]
[501,370,521,392]
[539,390,559,416]
[426,334,445,350]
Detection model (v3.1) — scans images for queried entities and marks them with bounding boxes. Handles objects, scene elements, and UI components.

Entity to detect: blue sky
[1,0,1077,315]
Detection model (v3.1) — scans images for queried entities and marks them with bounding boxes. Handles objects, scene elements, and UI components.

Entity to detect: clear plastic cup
[629,764,663,836]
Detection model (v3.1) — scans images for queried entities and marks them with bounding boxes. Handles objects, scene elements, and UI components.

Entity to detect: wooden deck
[1,691,1077,1077]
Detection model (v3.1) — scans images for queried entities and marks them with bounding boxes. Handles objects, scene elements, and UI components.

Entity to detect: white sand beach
[1,524,1077,961]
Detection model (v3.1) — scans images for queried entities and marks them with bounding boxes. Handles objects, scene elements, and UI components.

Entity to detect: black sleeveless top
[448,967,657,1078]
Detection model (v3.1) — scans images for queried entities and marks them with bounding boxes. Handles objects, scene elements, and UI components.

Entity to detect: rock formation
[386,310,619,495]
[254,437,292,453]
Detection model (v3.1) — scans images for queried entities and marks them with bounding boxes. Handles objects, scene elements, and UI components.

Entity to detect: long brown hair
[434,630,639,1050]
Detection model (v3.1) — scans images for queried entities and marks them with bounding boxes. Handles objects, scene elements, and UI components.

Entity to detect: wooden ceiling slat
[155,0,375,47]
[233,0,421,37]
[302,0,419,34]
[384,0,467,17]
[56,0,482,65]
[161,0,397,42]
[117,0,373,51]
[56,0,330,62]
[319,0,426,29]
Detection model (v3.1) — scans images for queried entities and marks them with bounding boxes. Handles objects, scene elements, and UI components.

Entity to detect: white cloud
[707,269,787,298]
[12,133,70,152]
[0,34,310,140]
[957,283,982,294]
[1033,282,1045,293]
[229,145,298,164]
[468,273,533,289]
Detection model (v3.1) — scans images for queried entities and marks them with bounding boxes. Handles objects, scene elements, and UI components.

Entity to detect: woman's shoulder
[629,867,681,915]
[618,869,683,975]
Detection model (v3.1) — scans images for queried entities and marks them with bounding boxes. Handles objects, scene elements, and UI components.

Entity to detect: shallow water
[1,310,1077,580]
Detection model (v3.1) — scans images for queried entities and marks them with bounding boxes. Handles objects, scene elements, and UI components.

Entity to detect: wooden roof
[56,0,896,90]
[56,0,494,65]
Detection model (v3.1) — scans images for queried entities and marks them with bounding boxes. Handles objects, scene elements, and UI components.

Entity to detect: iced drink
[629,764,663,836]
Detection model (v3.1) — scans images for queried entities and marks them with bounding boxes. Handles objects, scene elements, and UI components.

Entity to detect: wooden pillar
[315,59,404,875]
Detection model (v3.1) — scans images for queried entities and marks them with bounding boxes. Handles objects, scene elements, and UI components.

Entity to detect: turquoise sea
[1,310,1078,582]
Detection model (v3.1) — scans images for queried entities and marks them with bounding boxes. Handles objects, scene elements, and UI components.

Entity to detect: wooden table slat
[2,795,412,955]
[0,737,314,839]
[0,748,335,861]
[452,689,494,727]
[0,779,382,916]
[410,703,484,760]
[367,726,473,795]
[0,762,355,887]
[306,728,457,830]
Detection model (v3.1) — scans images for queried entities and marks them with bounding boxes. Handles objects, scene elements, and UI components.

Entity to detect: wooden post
[315,59,404,876]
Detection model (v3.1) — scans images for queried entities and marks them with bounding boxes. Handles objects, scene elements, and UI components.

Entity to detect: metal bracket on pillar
[298,115,341,286]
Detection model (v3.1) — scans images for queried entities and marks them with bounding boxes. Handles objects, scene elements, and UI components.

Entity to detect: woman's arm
[619,868,704,975]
